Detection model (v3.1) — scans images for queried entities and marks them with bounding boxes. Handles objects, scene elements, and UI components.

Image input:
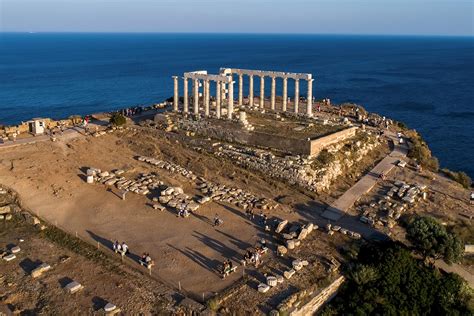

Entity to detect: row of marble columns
[173,74,313,118]
[173,76,234,119]
[234,74,313,116]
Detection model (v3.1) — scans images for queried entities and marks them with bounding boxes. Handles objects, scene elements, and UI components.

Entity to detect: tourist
[317,104,321,112]
[214,214,223,226]
[113,240,120,253]
[260,213,267,226]
[121,242,129,255]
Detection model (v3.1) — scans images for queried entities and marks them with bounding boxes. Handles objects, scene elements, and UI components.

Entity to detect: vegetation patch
[441,168,472,189]
[322,241,473,315]
[407,215,464,264]
[406,130,439,171]
[312,149,335,169]
[110,112,127,126]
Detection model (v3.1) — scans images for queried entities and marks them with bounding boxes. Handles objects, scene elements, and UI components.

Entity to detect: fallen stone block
[266,276,278,287]
[276,275,284,283]
[258,283,270,293]
[305,223,314,233]
[275,220,288,234]
[283,269,295,279]
[297,228,309,240]
[3,254,16,261]
[301,260,309,266]
[152,204,166,211]
[292,260,303,271]
[10,246,20,254]
[65,281,83,294]
[104,303,121,315]
[31,263,51,278]
[277,245,287,256]
[197,196,211,204]
[286,239,295,250]
[5,214,12,221]
[0,205,11,215]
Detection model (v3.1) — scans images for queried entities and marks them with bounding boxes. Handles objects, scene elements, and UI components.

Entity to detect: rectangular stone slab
[65,281,83,293]
[3,254,16,261]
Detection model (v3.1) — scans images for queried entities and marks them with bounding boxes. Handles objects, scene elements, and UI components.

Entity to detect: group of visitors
[119,106,143,117]
[139,252,154,269]
[113,240,129,256]
[177,207,190,218]
[243,241,268,268]
[220,259,235,278]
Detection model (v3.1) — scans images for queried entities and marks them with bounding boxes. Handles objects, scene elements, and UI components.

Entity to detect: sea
[0,33,473,178]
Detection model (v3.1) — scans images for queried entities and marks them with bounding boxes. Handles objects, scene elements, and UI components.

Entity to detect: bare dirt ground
[0,130,314,298]
[0,215,174,314]
[350,164,474,273]
[0,110,397,312]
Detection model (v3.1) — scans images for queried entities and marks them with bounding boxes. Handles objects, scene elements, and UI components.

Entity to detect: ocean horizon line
[1,31,473,39]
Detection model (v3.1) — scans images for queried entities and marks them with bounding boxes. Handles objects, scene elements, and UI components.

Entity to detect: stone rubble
[138,156,278,211]
[356,181,427,229]
[212,134,378,192]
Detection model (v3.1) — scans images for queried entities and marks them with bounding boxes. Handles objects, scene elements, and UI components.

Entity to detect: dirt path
[322,130,408,221]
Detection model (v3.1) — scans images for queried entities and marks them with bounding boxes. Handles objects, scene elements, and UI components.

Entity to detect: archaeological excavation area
[0,67,400,314]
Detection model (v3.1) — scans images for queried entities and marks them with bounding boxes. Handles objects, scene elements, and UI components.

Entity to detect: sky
[0,0,472,36]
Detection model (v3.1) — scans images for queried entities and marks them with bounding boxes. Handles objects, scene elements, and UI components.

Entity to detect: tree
[407,216,463,264]
[110,113,126,126]
[349,264,379,285]
[324,241,473,315]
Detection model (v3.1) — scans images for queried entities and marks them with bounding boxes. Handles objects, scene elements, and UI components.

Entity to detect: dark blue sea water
[1,33,473,177]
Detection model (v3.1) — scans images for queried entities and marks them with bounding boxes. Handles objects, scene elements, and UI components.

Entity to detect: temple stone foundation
[172,68,315,119]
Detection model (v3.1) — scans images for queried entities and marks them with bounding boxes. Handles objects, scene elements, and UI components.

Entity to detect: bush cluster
[441,168,472,189]
[407,215,464,264]
[321,242,472,315]
[110,113,127,126]
[406,130,439,171]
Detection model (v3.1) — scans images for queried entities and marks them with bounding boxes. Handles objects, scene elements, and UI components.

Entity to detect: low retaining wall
[309,127,358,156]
[289,276,345,316]
[179,118,358,156]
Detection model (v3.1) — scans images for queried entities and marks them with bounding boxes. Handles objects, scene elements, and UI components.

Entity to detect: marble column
[260,75,265,108]
[270,76,276,111]
[173,76,179,112]
[249,75,254,107]
[216,81,221,119]
[227,80,234,119]
[294,79,299,114]
[183,78,189,114]
[204,80,210,117]
[282,77,288,112]
[238,74,243,106]
[193,79,199,115]
[307,79,313,117]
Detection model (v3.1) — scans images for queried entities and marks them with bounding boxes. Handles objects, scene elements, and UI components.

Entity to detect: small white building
[27,118,46,135]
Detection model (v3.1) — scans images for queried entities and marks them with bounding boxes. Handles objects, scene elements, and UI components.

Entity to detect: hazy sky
[1,0,473,36]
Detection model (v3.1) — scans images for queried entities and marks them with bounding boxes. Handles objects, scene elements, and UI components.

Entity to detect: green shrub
[324,241,472,315]
[407,215,464,264]
[207,298,220,311]
[110,113,127,126]
[406,130,439,171]
[441,169,472,189]
[312,149,335,169]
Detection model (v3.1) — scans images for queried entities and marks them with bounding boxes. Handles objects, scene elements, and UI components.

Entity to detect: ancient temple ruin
[172,68,314,118]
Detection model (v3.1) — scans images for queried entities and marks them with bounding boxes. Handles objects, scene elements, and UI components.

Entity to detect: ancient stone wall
[179,119,357,157]
[309,127,358,156]
[289,275,345,316]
